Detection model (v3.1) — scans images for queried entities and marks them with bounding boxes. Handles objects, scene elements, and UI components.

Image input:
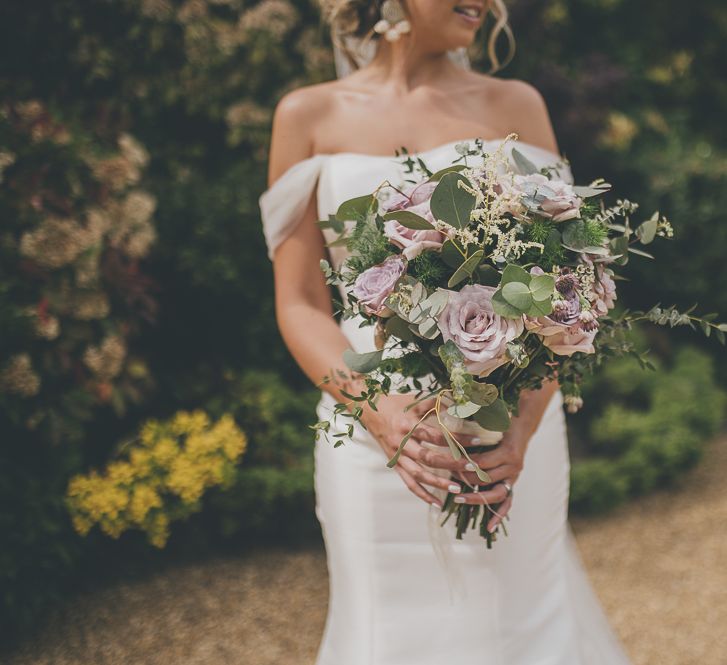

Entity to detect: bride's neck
[363,38,460,93]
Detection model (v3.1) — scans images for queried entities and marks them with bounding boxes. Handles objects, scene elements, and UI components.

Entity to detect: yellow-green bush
[66,410,247,547]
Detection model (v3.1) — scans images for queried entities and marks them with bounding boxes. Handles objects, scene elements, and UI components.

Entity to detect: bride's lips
[453,2,485,26]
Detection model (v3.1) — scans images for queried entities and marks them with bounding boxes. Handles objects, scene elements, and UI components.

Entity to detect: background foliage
[1,0,725,643]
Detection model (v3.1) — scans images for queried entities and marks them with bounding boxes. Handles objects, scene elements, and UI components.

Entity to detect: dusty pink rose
[525,316,597,356]
[383,220,446,260]
[592,265,617,317]
[352,255,407,315]
[381,180,438,219]
[437,284,524,377]
[381,180,446,259]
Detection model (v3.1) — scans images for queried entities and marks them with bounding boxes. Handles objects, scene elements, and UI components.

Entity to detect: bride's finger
[412,442,469,471]
[399,456,461,495]
[487,494,513,532]
[394,464,444,507]
[452,481,509,506]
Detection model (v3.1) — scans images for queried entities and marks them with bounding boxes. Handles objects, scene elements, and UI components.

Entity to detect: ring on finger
[501,480,513,497]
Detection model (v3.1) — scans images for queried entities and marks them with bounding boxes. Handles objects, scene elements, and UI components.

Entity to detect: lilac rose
[381,180,446,259]
[437,284,524,377]
[352,255,407,316]
[502,173,582,222]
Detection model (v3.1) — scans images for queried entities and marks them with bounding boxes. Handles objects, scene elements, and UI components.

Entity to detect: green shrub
[570,346,726,514]
[200,370,320,541]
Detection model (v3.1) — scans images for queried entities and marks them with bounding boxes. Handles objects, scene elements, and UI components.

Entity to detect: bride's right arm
[266,91,469,506]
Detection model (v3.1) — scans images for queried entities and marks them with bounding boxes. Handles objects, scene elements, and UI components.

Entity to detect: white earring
[373,0,411,42]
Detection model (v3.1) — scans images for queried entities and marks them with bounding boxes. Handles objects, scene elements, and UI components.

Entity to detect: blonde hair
[319,0,516,74]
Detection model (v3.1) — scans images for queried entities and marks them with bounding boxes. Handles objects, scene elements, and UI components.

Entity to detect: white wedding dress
[259,138,632,665]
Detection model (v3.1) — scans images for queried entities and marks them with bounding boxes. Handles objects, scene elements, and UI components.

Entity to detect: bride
[259,1,632,663]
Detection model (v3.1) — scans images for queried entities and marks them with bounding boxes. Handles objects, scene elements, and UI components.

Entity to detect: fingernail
[448,483,461,494]
[488,521,498,532]
[454,496,467,503]
[465,462,477,471]
[431,500,443,508]
[471,437,482,445]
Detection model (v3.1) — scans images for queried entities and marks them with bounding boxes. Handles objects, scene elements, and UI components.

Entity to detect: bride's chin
[441,26,480,49]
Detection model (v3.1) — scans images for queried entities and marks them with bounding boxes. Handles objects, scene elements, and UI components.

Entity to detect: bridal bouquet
[312,135,725,546]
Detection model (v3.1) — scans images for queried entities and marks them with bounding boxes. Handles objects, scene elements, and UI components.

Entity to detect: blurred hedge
[1,0,726,642]
[570,346,726,514]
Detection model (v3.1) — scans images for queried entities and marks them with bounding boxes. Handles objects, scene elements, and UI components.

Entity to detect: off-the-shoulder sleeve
[258,154,327,261]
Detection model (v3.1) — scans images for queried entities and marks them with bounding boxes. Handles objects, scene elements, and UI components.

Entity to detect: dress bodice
[258,137,572,268]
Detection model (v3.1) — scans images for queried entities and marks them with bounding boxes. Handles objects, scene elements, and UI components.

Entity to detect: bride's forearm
[276,302,366,406]
[504,378,560,452]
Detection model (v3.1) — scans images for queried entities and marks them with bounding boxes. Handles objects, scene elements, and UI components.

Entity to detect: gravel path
[8,436,727,665]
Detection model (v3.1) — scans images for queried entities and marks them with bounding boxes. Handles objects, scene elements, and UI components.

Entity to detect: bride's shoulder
[465,72,549,116]
[273,80,337,121]
[467,73,558,153]
[268,81,340,184]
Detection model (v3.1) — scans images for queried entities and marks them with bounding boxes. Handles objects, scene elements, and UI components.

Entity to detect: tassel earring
[373,0,411,42]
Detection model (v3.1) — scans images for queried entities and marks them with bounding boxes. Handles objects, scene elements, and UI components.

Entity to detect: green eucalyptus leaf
[717,323,727,332]
[383,210,435,230]
[502,281,533,311]
[511,148,539,175]
[500,263,531,286]
[472,399,511,432]
[431,172,475,229]
[628,246,655,259]
[447,249,484,288]
[422,289,450,317]
[447,402,481,418]
[581,245,611,255]
[336,194,374,221]
[573,184,611,197]
[343,348,383,373]
[440,239,466,268]
[468,382,499,406]
[529,274,555,301]
[636,214,658,244]
[476,264,501,286]
[528,298,553,317]
[610,236,629,266]
[427,164,467,182]
[492,289,524,319]
[385,316,416,342]
[440,427,463,461]
[418,318,441,339]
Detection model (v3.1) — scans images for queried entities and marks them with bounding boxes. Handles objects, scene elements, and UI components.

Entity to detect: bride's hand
[449,430,526,531]
[360,393,481,507]
[449,381,559,531]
